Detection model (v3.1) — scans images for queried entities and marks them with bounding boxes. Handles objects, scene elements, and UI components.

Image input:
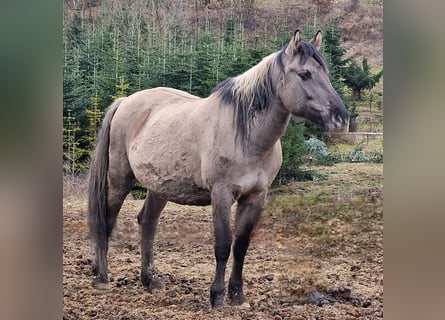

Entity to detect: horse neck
[246,102,291,155]
[243,57,291,155]
[213,51,291,155]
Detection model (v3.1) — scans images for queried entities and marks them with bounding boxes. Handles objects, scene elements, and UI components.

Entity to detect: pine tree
[322,19,351,97]
[65,13,85,50]
[63,48,88,119]
[111,75,130,100]
[95,23,123,108]
[164,30,193,93]
[343,57,383,100]
[84,91,104,153]
[64,12,93,163]
[322,19,361,131]
[63,109,84,174]
[275,119,308,185]
[63,12,89,119]
[191,29,219,96]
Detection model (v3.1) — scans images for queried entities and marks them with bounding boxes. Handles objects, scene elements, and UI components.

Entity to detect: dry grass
[63,173,88,201]
[267,162,383,258]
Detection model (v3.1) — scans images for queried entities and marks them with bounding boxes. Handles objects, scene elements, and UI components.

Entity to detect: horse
[88,29,349,308]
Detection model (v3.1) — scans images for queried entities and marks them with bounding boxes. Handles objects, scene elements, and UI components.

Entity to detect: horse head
[277,30,349,132]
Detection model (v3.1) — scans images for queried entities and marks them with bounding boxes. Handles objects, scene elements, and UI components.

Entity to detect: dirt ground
[63,163,383,319]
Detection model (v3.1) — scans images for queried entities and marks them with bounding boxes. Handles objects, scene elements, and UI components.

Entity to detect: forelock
[297,41,327,71]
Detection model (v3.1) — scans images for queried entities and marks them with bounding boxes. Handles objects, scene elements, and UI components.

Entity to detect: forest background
[63,0,383,183]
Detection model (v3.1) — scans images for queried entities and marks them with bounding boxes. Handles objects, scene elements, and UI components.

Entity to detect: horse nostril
[332,113,343,126]
[335,114,342,124]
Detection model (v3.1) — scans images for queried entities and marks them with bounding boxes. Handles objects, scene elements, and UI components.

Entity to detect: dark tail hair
[87,98,125,260]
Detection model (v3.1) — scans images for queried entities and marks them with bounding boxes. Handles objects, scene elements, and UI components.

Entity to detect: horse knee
[214,237,232,264]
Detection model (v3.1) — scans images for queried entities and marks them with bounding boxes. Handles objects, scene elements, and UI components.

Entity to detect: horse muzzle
[330,112,349,132]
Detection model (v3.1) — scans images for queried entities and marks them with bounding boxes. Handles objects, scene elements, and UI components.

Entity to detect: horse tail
[87,98,125,263]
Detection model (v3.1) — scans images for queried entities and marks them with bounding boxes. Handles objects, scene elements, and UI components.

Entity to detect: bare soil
[63,163,382,319]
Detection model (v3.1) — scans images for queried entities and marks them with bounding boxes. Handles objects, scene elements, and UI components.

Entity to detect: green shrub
[305,138,335,166]
[275,119,308,185]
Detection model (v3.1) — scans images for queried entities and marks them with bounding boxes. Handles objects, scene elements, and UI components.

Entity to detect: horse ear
[285,29,301,56]
[310,30,322,51]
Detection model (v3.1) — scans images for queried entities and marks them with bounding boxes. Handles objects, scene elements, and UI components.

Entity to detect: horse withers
[88,29,349,308]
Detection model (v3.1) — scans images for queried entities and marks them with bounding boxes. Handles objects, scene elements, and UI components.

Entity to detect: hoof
[210,290,226,309]
[92,278,110,290]
[141,273,165,293]
[228,288,248,307]
[211,297,226,309]
[148,280,165,293]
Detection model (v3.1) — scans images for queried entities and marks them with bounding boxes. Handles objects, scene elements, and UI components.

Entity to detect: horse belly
[130,155,211,205]
[149,178,211,206]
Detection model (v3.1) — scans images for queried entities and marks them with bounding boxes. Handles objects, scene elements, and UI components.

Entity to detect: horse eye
[298,71,312,81]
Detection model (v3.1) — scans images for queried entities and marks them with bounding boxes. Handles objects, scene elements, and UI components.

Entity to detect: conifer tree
[322,18,351,97]
[343,57,383,100]
[276,119,308,184]
[191,30,219,96]
[111,75,130,100]
[63,109,84,174]
[84,91,104,153]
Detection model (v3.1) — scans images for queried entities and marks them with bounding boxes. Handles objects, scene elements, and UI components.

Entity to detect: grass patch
[266,162,383,258]
[325,137,383,164]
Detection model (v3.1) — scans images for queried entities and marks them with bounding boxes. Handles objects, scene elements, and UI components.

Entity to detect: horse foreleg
[228,190,267,306]
[210,184,235,308]
[138,191,167,292]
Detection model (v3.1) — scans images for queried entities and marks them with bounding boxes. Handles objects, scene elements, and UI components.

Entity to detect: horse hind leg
[91,174,135,289]
[138,191,167,292]
[228,190,267,307]
[90,145,136,288]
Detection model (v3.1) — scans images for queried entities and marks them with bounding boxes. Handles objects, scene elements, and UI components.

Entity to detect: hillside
[63,0,383,66]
